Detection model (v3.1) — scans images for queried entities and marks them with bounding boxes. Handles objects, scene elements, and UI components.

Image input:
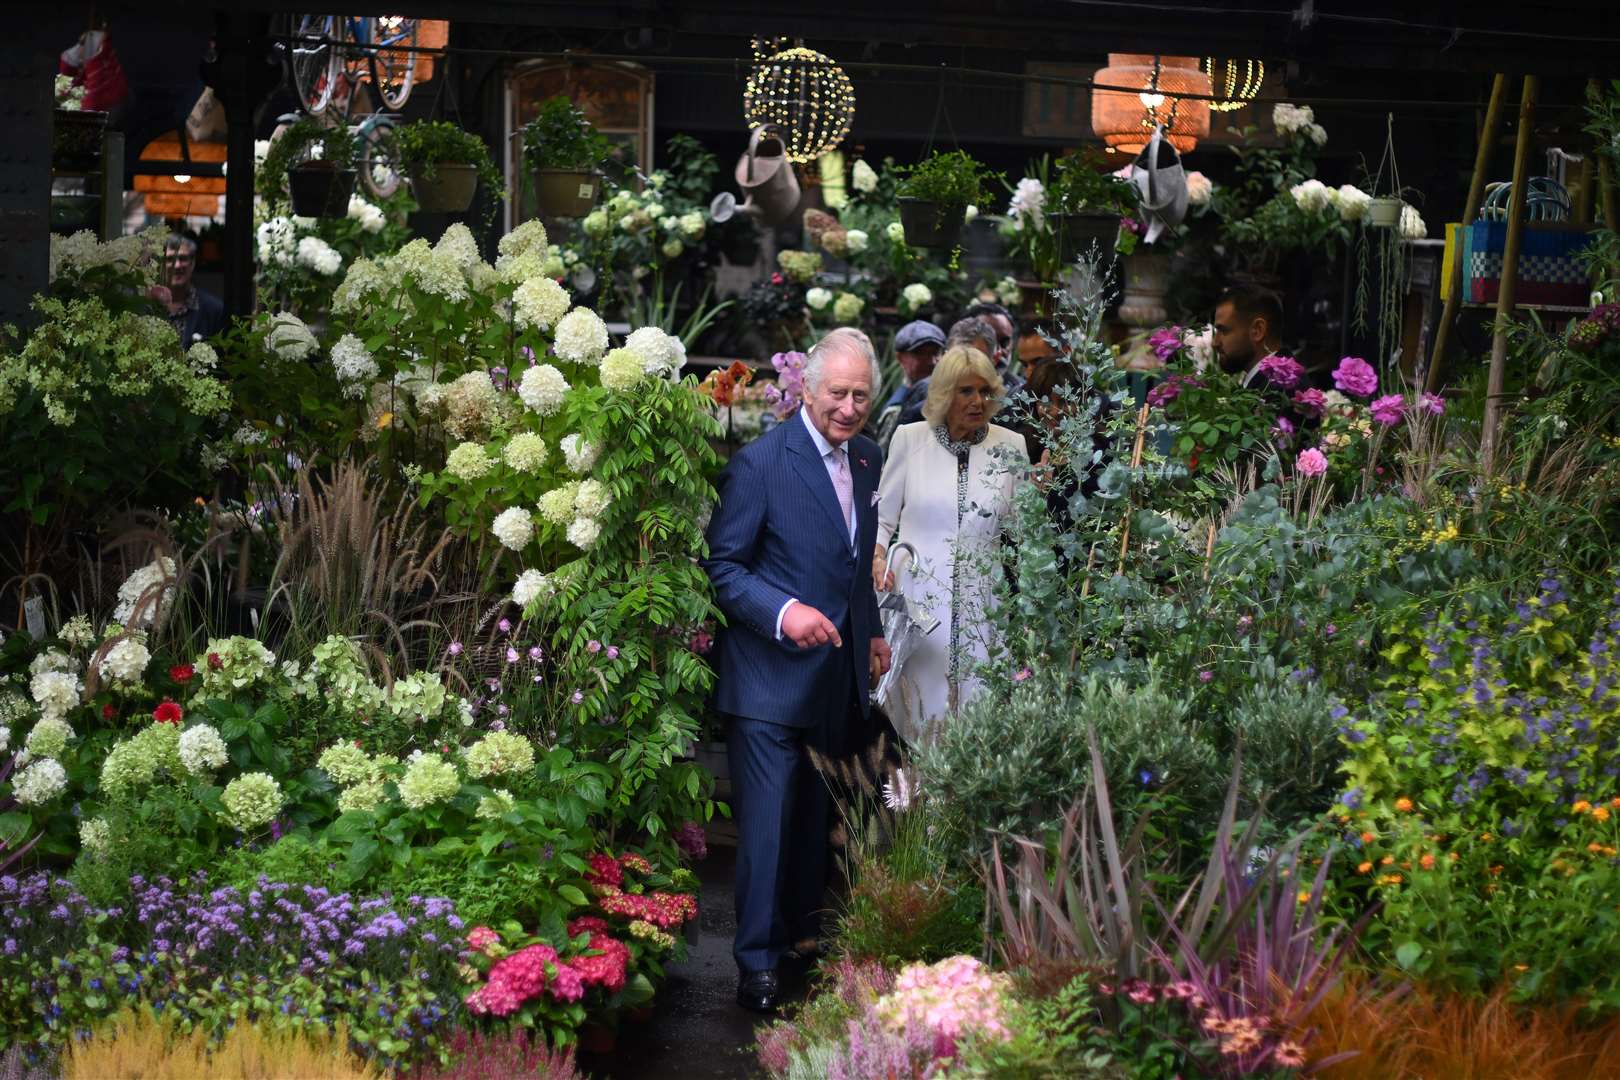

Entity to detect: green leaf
[1395,941,1423,970]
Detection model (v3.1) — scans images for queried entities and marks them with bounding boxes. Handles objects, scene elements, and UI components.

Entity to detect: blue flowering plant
[1326,573,1620,1007]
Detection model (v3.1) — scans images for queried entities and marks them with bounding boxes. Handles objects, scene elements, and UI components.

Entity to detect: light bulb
[174,174,192,184]
[1139,92,1165,109]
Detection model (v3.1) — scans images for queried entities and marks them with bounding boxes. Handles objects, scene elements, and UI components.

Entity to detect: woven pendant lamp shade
[1091,54,1211,154]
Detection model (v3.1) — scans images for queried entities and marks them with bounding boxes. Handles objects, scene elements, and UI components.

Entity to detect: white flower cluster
[1273,103,1328,146]
[256,216,297,267]
[390,238,470,301]
[58,615,96,649]
[511,568,555,609]
[845,229,869,254]
[445,441,494,480]
[99,638,151,684]
[12,758,67,806]
[560,434,601,475]
[266,312,319,361]
[330,334,379,397]
[113,556,177,629]
[492,506,535,550]
[497,219,550,273]
[851,160,879,194]
[1399,203,1428,240]
[178,723,229,776]
[502,432,547,473]
[187,341,219,371]
[48,227,166,285]
[512,276,570,332]
[435,223,481,270]
[347,194,386,233]
[1182,324,1215,373]
[623,326,685,379]
[553,308,609,365]
[30,669,81,723]
[1008,177,1046,230]
[900,283,933,313]
[296,235,342,276]
[1186,171,1213,207]
[537,482,580,526]
[24,717,73,759]
[1290,180,1377,224]
[518,363,569,416]
[598,348,646,392]
[1289,178,1334,214]
[807,287,833,311]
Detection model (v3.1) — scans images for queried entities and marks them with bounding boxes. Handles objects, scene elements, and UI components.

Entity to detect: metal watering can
[710,125,801,226]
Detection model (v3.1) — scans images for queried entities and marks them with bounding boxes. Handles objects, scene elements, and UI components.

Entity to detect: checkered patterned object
[1464,220,1593,307]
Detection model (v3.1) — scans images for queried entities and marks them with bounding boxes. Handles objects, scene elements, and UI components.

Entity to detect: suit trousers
[727,649,862,975]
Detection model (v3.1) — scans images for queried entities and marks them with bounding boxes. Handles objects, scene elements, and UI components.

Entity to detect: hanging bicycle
[288,14,418,118]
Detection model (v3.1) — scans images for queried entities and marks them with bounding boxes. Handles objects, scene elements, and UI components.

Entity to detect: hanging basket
[288,163,357,218]
[409,163,479,213]
[897,198,964,249]
[1050,212,1121,263]
[534,168,599,218]
[1367,197,1403,228]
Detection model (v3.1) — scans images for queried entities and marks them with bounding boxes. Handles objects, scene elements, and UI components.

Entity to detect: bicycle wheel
[365,16,418,112]
[357,115,403,201]
[289,14,338,115]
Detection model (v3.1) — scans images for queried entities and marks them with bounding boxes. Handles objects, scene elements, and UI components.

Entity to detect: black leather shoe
[737,970,781,1013]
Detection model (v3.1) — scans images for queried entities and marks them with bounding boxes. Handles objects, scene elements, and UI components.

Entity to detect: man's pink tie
[832,447,854,538]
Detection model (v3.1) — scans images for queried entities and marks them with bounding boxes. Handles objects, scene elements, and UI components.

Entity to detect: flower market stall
[3,2,1620,1076]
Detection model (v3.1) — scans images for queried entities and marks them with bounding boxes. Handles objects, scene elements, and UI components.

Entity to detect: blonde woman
[873,345,1028,742]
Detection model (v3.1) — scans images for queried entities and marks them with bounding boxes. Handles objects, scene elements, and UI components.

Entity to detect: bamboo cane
[1480,75,1539,477]
[1116,403,1150,576]
[1425,74,1508,395]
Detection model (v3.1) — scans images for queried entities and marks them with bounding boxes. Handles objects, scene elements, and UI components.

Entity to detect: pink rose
[1369,393,1406,425]
[1254,354,1305,390]
[1292,388,1327,417]
[1296,447,1329,477]
[1331,356,1378,398]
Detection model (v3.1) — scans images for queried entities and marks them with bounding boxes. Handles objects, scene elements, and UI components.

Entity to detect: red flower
[169,664,195,684]
[102,703,117,721]
[585,852,624,890]
[153,700,184,725]
[206,652,223,670]
[618,851,653,875]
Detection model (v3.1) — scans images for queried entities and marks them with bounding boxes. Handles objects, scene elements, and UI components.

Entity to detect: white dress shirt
[775,408,856,639]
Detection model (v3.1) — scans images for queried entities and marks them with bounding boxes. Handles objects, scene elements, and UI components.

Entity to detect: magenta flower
[1198,670,1214,683]
[1292,387,1327,417]
[1420,392,1446,416]
[570,690,584,704]
[497,618,512,634]
[1148,325,1184,363]
[505,647,520,664]
[586,639,602,654]
[1254,353,1305,389]
[527,645,543,661]
[606,646,620,660]
[1013,667,1033,683]
[1369,393,1406,425]
[1296,447,1329,477]
[1332,356,1378,397]
[1146,373,1201,408]
[1273,414,1295,436]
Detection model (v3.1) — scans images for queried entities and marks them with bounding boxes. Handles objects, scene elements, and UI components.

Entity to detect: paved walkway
[579,844,774,1080]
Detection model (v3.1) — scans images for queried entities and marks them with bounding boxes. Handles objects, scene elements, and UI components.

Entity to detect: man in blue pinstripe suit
[701,327,893,1013]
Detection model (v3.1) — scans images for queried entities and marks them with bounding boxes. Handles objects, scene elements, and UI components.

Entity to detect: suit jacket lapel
[785,413,851,546]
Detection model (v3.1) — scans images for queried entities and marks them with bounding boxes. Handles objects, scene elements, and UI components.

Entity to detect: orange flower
[1394,797,1414,812]
[726,360,755,386]
[1297,889,1312,905]
[1479,833,1493,842]
[1573,800,1593,814]
[1513,963,1529,973]
[1378,873,1404,885]
[1610,797,1620,809]
[1357,861,1373,874]
[1588,842,1605,854]
[1488,864,1504,876]
[1420,853,1436,870]
[1380,855,1395,866]
[1594,806,1611,823]
[1360,831,1376,844]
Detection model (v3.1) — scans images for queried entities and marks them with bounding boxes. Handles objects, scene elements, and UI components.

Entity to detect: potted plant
[394,120,502,213]
[258,117,356,218]
[521,96,611,218]
[1046,150,1139,260]
[894,149,999,249]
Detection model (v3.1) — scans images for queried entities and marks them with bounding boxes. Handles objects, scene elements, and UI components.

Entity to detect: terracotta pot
[534,168,599,218]
[288,164,357,218]
[898,198,964,249]
[410,162,479,213]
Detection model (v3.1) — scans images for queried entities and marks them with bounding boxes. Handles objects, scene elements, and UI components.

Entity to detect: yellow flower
[1394,797,1414,812]
[1297,889,1311,905]
[1574,800,1592,814]
[1594,806,1611,823]
[1513,964,1529,973]
[376,411,394,430]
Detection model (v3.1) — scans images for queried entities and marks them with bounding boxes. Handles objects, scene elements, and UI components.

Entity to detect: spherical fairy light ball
[743,46,856,165]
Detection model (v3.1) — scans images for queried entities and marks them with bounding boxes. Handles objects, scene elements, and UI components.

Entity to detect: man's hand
[869,637,892,682]
[782,602,842,649]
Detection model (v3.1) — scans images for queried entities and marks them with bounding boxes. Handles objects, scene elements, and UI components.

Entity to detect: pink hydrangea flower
[1332,356,1378,397]
[1254,354,1304,389]
[466,926,500,954]
[1369,393,1406,425]
[1296,447,1329,477]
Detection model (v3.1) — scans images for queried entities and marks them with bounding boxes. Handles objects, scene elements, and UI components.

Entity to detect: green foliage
[1048,151,1138,217]
[394,120,503,195]
[894,149,999,208]
[833,807,982,966]
[1226,669,1345,826]
[257,117,357,202]
[520,97,611,172]
[0,295,226,530]
[954,975,1124,1079]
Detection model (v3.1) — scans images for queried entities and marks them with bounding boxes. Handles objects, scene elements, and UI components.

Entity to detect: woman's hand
[872,545,894,592]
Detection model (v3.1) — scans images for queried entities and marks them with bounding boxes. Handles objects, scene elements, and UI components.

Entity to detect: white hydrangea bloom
[599,348,646,392]
[434,223,481,269]
[901,283,932,311]
[512,277,570,332]
[256,217,297,267]
[1334,185,1371,221]
[1273,102,1315,135]
[347,194,386,233]
[330,334,379,392]
[517,363,569,416]
[444,441,494,480]
[1290,179,1332,214]
[79,817,112,856]
[491,506,536,551]
[1185,171,1213,207]
[30,650,77,677]
[265,312,318,361]
[553,308,609,365]
[806,287,833,311]
[566,516,602,549]
[678,210,706,239]
[24,717,73,759]
[497,219,549,262]
[502,432,547,472]
[574,479,611,518]
[296,236,343,275]
[1399,203,1427,239]
[113,556,177,629]
[440,370,509,440]
[623,327,681,378]
[58,615,96,649]
[12,758,67,806]
[537,483,580,526]
[844,229,869,254]
[851,160,878,193]
[331,257,389,314]
[511,569,554,609]
[187,341,219,370]
[99,638,151,683]
[178,724,229,776]
[391,239,469,301]
[886,221,906,243]
[560,434,601,475]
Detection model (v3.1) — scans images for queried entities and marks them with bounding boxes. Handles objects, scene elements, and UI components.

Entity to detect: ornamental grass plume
[64,1007,381,1080]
